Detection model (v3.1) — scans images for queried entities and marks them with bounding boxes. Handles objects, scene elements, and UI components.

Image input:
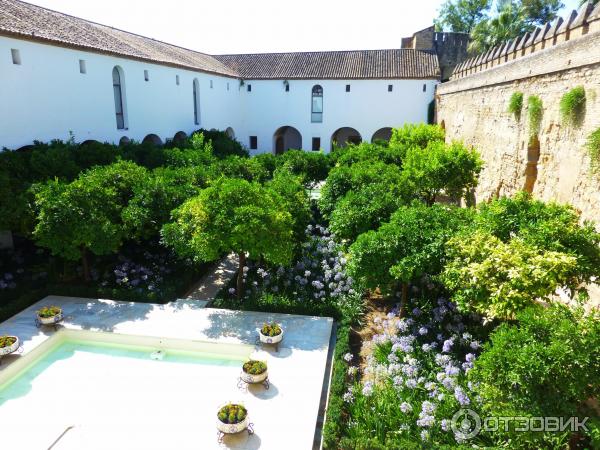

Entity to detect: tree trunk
[399,282,409,318]
[237,252,246,300]
[80,246,91,282]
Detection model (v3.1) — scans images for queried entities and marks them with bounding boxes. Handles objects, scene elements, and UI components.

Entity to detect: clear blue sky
[25,0,582,54]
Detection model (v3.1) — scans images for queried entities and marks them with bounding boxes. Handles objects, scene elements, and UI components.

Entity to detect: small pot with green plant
[0,335,20,357]
[36,306,63,326]
[258,322,283,347]
[216,403,253,439]
[239,360,269,388]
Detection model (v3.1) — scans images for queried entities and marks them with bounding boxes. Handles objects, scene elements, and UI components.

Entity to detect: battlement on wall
[450,1,600,80]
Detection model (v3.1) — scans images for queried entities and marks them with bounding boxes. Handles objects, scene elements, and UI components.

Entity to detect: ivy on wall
[508,92,524,120]
[560,86,586,127]
[528,95,543,139]
[587,128,600,176]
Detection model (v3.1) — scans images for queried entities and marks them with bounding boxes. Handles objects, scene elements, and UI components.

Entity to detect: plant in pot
[239,360,269,389]
[258,322,283,346]
[0,335,20,357]
[36,306,63,326]
[216,403,253,439]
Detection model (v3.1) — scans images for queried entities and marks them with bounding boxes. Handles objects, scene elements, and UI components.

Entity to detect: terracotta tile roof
[214,50,440,79]
[0,0,238,76]
[0,0,440,80]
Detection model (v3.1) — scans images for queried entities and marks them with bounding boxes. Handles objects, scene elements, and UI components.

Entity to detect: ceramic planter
[240,367,268,384]
[258,328,283,345]
[0,337,20,356]
[37,311,63,325]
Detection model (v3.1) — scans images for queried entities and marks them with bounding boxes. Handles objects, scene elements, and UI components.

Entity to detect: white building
[0,0,440,153]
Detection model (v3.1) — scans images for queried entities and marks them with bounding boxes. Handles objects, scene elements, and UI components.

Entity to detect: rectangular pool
[0,330,254,449]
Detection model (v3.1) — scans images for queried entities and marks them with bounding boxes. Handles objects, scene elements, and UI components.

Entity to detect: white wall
[0,36,241,149]
[0,36,437,152]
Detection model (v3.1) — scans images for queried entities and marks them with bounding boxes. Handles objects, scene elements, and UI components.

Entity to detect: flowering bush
[340,298,489,448]
[229,225,355,303]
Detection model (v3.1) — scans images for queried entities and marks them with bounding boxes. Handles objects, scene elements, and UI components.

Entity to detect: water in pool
[0,338,249,449]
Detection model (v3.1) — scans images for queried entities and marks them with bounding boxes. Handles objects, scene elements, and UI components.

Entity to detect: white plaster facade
[1,35,437,153]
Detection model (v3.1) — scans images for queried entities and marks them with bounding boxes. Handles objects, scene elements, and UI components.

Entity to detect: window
[345,84,351,92]
[210,80,213,89]
[176,75,180,85]
[144,70,149,82]
[227,82,230,91]
[312,137,321,151]
[247,84,252,92]
[112,66,126,130]
[11,49,21,65]
[285,84,290,92]
[249,136,258,150]
[311,85,323,123]
[388,84,393,92]
[423,84,427,92]
[193,79,200,125]
[79,59,87,74]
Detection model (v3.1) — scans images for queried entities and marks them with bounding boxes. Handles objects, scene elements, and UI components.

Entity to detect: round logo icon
[451,409,481,440]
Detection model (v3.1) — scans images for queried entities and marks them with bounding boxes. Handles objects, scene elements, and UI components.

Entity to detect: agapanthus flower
[400,402,413,413]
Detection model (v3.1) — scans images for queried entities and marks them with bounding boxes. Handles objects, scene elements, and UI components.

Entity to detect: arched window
[193,79,200,125]
[112,66,126,130]
[311,85,323,123]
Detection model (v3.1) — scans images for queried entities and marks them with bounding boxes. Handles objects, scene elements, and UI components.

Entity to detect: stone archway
[273,126,302,155]
[371,127,393,143]
[331,127,362,149]
[119,136,131,146]
[225,127,236,140]
[142,134,163,146]
[173,131,188,145]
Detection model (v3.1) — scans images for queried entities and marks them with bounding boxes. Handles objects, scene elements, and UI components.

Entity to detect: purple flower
[362,381,374,396]
[343,353,353,362]
[454,386,470,406]
[400,402,413,413]
[418,327,428,335]
[442,339,454,353]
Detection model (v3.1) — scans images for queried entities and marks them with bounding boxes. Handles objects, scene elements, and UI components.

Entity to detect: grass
[508,92,523,120]
[528,95,543,138]
[560,86,586,127]
[587,128,600,176]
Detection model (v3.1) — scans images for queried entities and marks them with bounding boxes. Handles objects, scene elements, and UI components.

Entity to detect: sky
[25,0,582,55]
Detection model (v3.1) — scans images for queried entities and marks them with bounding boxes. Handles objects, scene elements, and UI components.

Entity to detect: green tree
[389,123,446,151]
[33,161,147,280]
[319,161,403,218]
[266,169,312,250]
[471,304,600,448]
[435,0,493,32]
[442,193,600,319]
[122,167,202,241]
[161,178,294,298]
[328,180,412,242]
[348,203,473,314]
[400,141,483,206]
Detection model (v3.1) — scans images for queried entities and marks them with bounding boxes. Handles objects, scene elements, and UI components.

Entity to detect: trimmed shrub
[559,86,586,127]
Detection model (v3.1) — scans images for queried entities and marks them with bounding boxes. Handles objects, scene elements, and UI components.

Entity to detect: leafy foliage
[471,304,600,447]
[401,141,483,205]
[349,204,473,295]
[217,404,247,424]
[276,149,332,185]
[442,193,600,318]
[319,161,403,218]
[389,123,446,152]
[587,127,600,175]
[161,178,295,297]
[242,360,267,375]
[527,95,543,137]
[33,161,147,279]
[507,91,523,120]
[435,0,493,32]
[559,86,586,127]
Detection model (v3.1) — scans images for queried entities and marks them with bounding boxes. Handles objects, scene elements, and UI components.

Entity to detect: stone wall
[436,2,600,225]
[436,2,600,305]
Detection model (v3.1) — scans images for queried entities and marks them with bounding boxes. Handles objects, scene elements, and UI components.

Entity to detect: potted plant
[240,360,268,385]
[217,403,250,435]
[36,306,63,325]
[258,322,283,345]
[0,335,20,357]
